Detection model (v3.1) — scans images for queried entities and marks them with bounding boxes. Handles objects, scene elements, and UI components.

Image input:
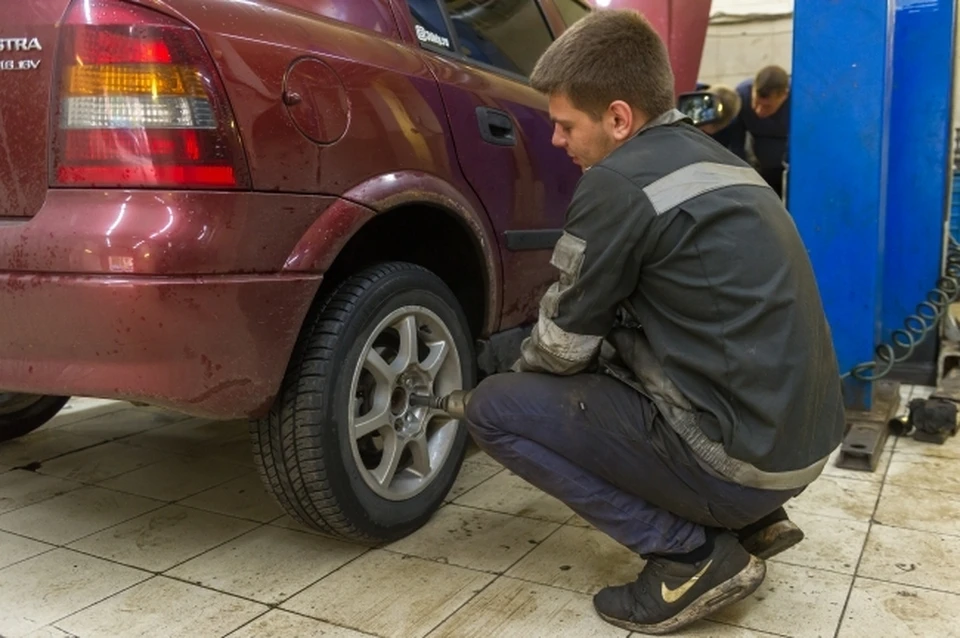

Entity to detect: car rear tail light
[52,0,249,189]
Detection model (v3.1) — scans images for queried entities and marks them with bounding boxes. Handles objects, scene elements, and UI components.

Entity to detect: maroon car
[0,0,706,542]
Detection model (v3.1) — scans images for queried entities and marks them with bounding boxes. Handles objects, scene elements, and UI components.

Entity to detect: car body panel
[0,0,72,218]
[328,169,503,333]
[1,190,338,275]
[0,271,321,418]
[147,0,455,196]
[137,0,506,330]
[0,0,708,418]
[421,51,579,330]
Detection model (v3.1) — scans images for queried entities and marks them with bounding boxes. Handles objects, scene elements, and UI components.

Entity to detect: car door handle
[476,107,516,146]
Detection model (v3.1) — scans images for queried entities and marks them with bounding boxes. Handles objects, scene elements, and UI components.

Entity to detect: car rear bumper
[0,272,321,419]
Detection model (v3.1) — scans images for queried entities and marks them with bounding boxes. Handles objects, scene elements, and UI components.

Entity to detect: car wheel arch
[283,172,503,338]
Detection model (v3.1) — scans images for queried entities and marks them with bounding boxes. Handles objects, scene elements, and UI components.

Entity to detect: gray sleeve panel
[517,165,658,375]
[643,162,770,215]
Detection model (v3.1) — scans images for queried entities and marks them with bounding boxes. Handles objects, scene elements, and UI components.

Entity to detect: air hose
[843,237,960,381]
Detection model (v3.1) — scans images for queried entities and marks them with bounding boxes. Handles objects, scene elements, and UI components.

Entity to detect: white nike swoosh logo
[660,559,713,604]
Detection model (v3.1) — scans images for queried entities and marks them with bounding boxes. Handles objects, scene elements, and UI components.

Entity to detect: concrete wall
[697,16,793,89]
[710,0,791,15]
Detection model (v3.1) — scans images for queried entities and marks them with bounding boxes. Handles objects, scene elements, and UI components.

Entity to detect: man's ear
[607,100,635,141]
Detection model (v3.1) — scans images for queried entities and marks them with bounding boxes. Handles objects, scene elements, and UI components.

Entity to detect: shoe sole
[597,555,767,635]
[742,521,805,560]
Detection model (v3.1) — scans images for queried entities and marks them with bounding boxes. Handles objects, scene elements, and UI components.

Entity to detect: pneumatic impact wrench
[409,390,474,419]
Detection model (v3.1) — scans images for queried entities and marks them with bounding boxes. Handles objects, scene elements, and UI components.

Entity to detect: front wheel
[0,394,70,442]
[252,262,475,543]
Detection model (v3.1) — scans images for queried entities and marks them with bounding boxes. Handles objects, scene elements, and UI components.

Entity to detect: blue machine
[789,0,956,410]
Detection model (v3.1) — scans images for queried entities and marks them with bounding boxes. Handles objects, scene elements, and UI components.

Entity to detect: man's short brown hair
[755,65,789,98]
[529,9,675,121]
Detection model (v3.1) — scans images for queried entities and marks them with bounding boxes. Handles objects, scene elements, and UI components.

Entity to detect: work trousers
[465,372,801,557]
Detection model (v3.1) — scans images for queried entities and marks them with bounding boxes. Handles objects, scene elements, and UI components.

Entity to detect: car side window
[553,0,590,27]
[442,0,554,77]
[407,0,456,52]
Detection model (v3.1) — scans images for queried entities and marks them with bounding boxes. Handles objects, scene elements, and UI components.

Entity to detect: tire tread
[252,262,455,543]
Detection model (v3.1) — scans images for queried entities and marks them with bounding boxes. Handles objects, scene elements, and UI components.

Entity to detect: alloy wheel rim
[348,305,462,501]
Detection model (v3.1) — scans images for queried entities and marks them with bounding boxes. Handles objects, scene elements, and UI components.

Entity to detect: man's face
[752,89,788,118]
[548,93,619,171]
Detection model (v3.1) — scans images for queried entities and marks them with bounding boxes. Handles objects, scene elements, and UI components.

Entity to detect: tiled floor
[1,386,959,637]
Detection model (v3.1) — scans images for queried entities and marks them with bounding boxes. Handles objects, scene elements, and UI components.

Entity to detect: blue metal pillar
[881,0,956,370]
[788,1,895,409]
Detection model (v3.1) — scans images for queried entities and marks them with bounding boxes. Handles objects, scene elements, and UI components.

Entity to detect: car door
[405,0,583,331]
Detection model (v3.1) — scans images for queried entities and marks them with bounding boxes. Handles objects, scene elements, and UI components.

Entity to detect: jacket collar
[586,110,691,172]
[638,109,691,134]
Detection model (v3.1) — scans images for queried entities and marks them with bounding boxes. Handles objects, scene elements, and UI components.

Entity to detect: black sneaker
[593,532,765,635]
[738,507,804,560]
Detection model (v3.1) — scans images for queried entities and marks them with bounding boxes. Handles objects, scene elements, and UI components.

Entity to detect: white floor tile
[209,436,257,468]
[506,524,644,595]
[36,442,176,484]
[874,484,960,536]
[97,455,248,501]
[282,550,494,638]
[0,485,162,545]
[0,549,148,637]
[0,470,83,515]
[0,431,104,467]
[121,418,247,457]
[46,398,127,429]
[0,530,54,570]
[68,504,257,572]
[885,453,960,495]
[838,577,960,638]
[709,562,852,638]
[179,473,284,523]
[908,386,935,400]
[429,576,629,638]
[23,625,81,637]
[896,433,960,459]
[672,622,787,637]
[462,445,501,468]
[785,475,881,522]
[445,458,503,502]
[898,385,915,407]
[56,576,266,638]
[168,525,365,604]
[453,471,574,522]
[8,401,960,638]
[269,514,327,536]
[566,514,593,528]
[47,409,187,445]
[858,524,960,595]
[226,610,377,637]
[385,503,558,573]
[769,511,870,575]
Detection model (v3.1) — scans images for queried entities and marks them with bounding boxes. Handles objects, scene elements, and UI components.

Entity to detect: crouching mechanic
[463,9,845,636]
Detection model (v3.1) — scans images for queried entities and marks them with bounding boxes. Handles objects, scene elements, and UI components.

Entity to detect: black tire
[252,262,476,544]
[0,394,71,442]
